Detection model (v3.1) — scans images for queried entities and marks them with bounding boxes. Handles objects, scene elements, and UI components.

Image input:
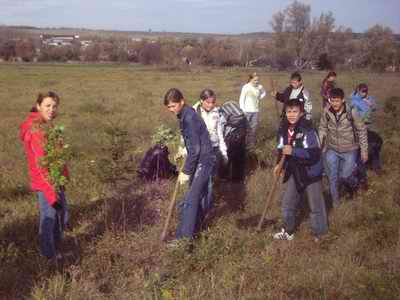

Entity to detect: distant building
[40,34,80,46]
[80,40,92,48]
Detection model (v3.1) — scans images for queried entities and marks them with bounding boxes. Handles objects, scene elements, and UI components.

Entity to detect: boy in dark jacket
[272,72,313,121]
[164,88,216,241]
[273,99,328,241]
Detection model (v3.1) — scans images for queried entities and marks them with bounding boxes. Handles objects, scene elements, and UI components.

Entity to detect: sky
[0,0,399,34]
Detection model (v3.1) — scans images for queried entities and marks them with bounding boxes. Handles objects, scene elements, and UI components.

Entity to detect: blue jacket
[349,92,376,125]
[178,105,214,175]
[277,117,323,192]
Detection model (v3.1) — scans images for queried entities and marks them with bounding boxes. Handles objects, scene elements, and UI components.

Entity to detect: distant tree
[284,0,311,66]
[0,40,16,60]
[15,38,35,62]
[139,42,162,65]
[82,43,101,61]
[270,11,286,49]
[363,24,397,71]
[327,26,354,67]
[160,41,180,65]
[38,45,75,62]
[270,1,337,69]
[317,53,333,70]
[238,39,262,67]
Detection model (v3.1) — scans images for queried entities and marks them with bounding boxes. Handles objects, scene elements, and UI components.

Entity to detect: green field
[0,64,399,299]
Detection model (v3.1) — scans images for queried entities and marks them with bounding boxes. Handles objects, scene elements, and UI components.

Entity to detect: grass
[0,63,399,299]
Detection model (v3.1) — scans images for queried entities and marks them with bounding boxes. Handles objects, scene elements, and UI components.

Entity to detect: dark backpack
[137,144,177,182]
[219,101,247,146]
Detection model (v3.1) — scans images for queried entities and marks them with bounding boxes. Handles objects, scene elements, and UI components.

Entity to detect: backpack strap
[346,106,358,143]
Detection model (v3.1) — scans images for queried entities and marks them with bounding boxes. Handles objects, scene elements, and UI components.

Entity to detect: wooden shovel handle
[256,155,286,231]
[160,159,185,242]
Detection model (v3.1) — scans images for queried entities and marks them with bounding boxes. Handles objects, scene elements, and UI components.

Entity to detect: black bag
[219,101,247,147]
[137,145,177,181]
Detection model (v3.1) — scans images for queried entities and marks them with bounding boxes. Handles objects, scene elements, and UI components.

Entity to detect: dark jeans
[281,176,328,236]
[356,130,383,181]
[37,190,68,259]
[227,138,246,181]
[367,130,383,171]
[176,158,215,240]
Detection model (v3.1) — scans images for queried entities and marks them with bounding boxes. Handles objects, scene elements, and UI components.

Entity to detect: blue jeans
[281,176,328,236]
[37,190,69,259]
[325,149,358,206]
[176,158,215,240]
[245,112,259,149]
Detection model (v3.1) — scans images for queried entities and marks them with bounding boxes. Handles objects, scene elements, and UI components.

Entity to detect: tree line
[0,1,399,71]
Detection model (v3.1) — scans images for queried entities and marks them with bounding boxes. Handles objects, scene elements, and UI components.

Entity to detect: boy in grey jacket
[319,88,368,207]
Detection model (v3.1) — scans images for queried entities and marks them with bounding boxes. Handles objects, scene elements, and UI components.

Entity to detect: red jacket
[20,112,59,205]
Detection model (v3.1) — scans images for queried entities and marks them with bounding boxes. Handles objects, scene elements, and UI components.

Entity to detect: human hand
[273,164,282,178]
[282,145,293,156]
[174,147,187,162]
[270,90,277,97]
[361,152,368,163]
[178,172,190,185]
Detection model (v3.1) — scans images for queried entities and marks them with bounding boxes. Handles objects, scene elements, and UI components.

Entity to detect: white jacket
[177,102,228,159]
[239,82,267,113]
[193,102,228,157]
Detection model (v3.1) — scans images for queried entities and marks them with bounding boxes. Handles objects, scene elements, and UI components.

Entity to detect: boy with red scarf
[273,99,328,241]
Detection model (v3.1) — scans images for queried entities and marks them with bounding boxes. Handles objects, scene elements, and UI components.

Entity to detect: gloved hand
[178,172,190,185]
[174,146,187,162]
[52,201,63,211]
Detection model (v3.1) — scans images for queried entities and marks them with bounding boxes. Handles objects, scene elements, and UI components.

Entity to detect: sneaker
[273,228,294,241]
[166,239,181,249]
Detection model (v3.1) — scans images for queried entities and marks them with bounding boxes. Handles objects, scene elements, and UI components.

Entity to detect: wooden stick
[256,155,286,231]
[160,159,185,242]
[270,78,281,124]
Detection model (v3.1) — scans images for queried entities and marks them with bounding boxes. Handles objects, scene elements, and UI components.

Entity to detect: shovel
[256,155,286,231]
[160,158,185,242]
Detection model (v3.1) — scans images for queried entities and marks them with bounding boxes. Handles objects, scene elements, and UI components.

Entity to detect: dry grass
[0,63,399,299]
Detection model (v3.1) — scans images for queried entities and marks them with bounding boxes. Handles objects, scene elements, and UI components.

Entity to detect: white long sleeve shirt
[177,102,228,158]
[239,82,267,113]
[193,102,228,157]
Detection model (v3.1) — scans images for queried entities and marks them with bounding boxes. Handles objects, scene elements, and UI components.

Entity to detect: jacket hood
[20,112,43,142]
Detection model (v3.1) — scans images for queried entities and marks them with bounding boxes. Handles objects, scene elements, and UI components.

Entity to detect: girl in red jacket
[20,91,69,262]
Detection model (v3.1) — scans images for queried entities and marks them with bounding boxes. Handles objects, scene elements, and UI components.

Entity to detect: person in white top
[239,72,267,150]
[176,89,228,213]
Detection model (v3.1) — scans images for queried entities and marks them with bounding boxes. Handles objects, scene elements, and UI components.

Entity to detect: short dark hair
[164,88,184,105]
[330,87,345,99]
[199,89,216,101]
[290,72,302,81]
[284,99,304,112]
